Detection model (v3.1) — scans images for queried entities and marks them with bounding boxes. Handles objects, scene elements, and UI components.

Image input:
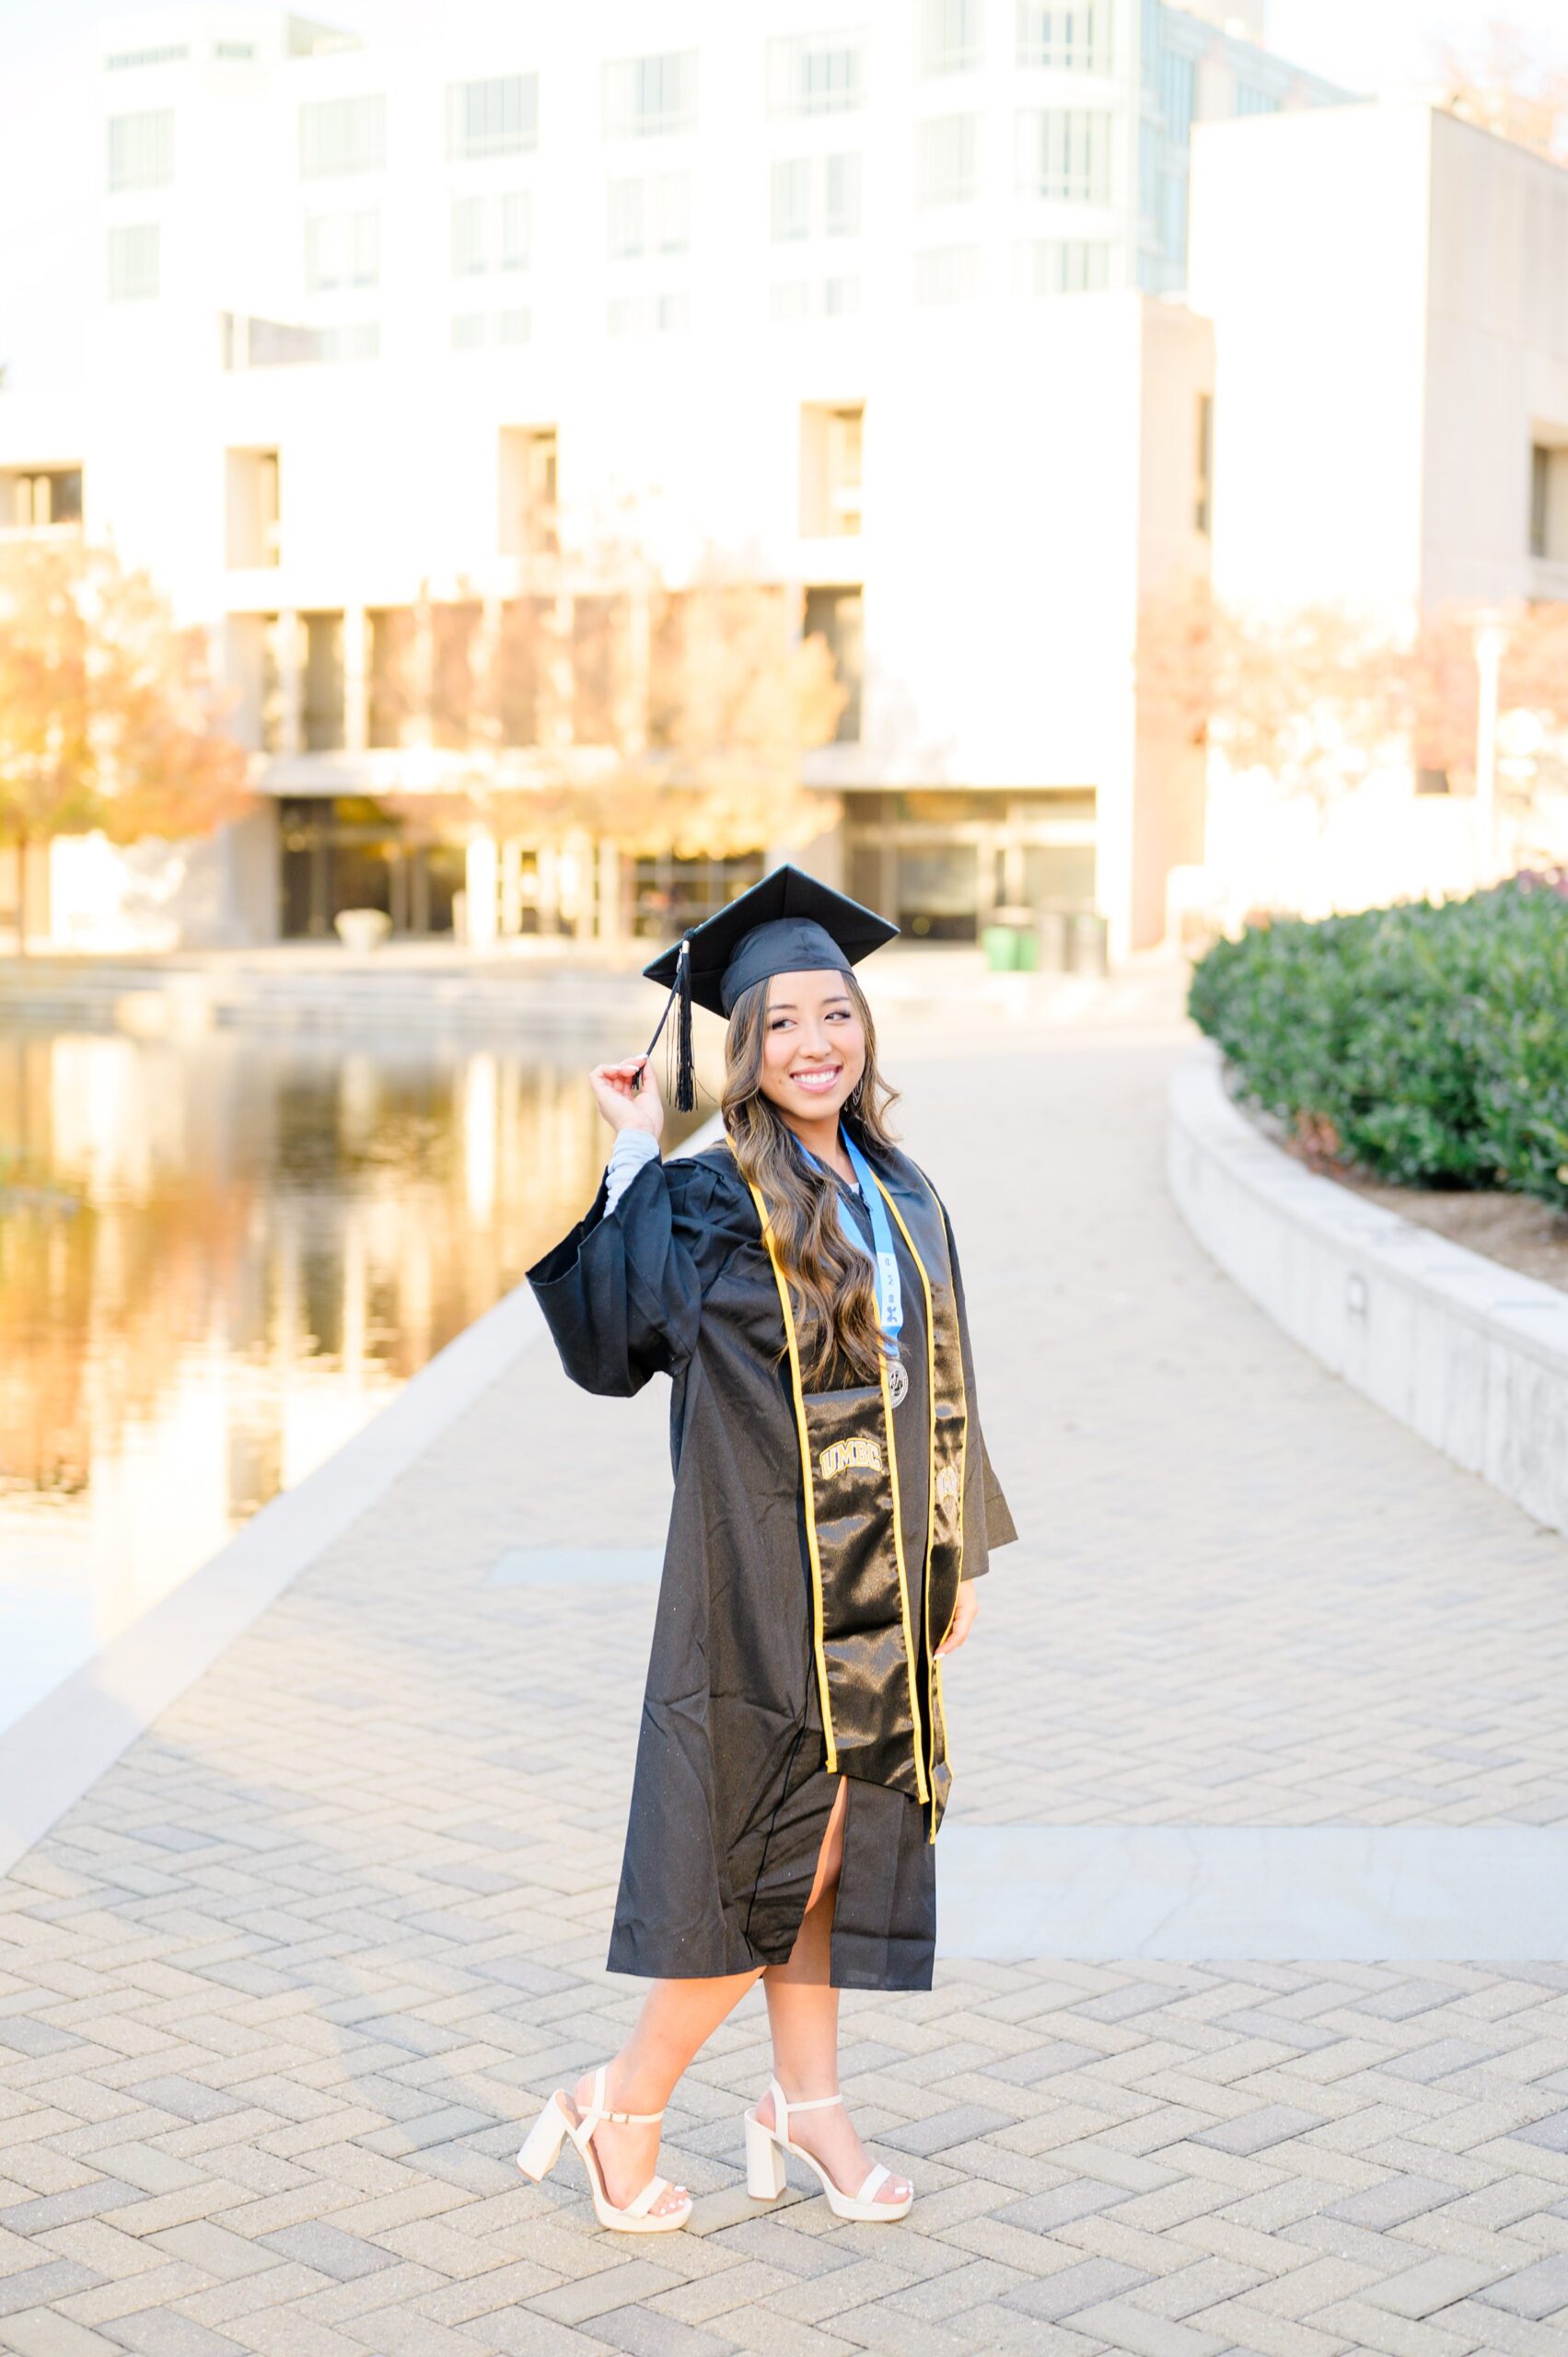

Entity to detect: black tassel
[670,935,695,1112]
[640,933,696,1111]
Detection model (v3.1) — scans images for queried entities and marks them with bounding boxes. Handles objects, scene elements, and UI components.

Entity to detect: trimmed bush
[1188,877,1568,1210]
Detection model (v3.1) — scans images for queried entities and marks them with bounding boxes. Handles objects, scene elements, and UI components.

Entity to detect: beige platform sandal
[517,2065,692,2234]
[744,2078,913,2222]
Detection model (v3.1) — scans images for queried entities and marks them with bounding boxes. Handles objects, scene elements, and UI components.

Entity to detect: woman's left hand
[935,1583,980,1655]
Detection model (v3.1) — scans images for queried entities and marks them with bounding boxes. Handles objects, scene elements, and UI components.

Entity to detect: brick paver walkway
[6,974,1568,2357]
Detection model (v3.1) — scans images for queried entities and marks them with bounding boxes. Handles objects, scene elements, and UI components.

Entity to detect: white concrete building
[0,0,1345,958]
[1187,99,1568,920]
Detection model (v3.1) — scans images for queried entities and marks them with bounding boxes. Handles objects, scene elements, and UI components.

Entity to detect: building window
[914,243,980,304]
[1016,4,1111,72]
[918,0,984,75]
[498,598,549,745]
[499,425,558,555]
[1235,82,1282,117]
[1160,50,1196,142]
[299,95,386,179]
[303,612,345,751]
[607,171,692,259]
[107,223,160,300]
[1016,108,1113,202]
[367,609,416,748]
[607,291,691,336]
[767,33,865,119]
[107,44,189,70]
[915,113,980,205]
[451,191,531,275]
[1531,442,1568,562]
[452,308,530,350]
[772,152,861,240]
[215,42,256,62]
[800,404,864,536]
[771,276,861,322]
[446,74,539,159]
[602,52,698,139]
[107,109,174,191]
[1015,238,1110,293]
[306,209,379,291]
[226,447,280,566]
[804,586,863,740]
[1194,391,1213,535]
[632,852,767,938]
[6,468,83,528]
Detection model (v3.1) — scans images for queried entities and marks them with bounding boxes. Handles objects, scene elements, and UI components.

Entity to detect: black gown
[527,1131,1018,1991]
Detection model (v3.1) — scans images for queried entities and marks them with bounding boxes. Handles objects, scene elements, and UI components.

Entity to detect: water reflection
[0,1022,703,1732]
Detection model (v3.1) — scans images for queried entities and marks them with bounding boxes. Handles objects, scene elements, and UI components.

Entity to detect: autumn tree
[1434,18,1568,162]
[0,540,252,950]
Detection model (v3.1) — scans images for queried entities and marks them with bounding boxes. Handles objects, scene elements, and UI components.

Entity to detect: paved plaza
[6,975,1568,2357]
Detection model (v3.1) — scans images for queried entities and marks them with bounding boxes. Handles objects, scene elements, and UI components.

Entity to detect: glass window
[602,52,698,138]
[918,0,984,75]
[446,75,539,159]
[1236,82,1283,117]
[606,290,691,335]
[451,192,531,275]
[767,34,865,119]
[1160,50,1195,141]
[1014,237,1110,293]
[107,109,174,192]
[772,157,813,241]
[107,223,160,301]
[824,151,862,235]
[1016,5,1111,71]
[1016,108,1113,202]
[915,113,980,205]
[914,243,980,304]
[772,153,861,240]
[106,44,188,70]
[607,171,692,258]
[299,96,386,178]
[803,586,863,739]
[306,209,379,291]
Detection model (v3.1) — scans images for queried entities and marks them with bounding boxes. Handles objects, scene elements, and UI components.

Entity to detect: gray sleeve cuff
[604,1126,660,1213]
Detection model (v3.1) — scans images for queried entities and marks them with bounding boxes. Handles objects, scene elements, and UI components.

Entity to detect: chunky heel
[745,2108,787,2200]
[517,2095,569,2182]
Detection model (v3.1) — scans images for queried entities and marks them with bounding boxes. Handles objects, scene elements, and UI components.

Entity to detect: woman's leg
[568,1968,761,2215]
[757,1780,912,2206]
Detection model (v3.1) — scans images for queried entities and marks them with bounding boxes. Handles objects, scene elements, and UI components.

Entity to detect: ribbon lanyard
[794,1127,904,1364]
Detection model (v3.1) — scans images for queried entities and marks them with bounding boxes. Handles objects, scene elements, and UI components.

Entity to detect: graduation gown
[526,1129,1018,1991]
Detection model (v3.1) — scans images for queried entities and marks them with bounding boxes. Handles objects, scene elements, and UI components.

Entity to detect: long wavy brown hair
[722,970,902,1389]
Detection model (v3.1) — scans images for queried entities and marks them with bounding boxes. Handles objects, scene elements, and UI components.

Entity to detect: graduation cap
[639,864,899,1111]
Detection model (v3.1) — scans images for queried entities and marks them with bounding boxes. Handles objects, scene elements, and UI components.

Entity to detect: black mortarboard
[638,864,899,1110]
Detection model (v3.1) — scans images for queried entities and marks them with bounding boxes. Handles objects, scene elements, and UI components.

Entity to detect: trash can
[1068,910,1109,976]
[1035,910,1071,972]
[982,905,1040,973]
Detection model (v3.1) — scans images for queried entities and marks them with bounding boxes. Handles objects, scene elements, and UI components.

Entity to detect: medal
[887,1357,910,1409]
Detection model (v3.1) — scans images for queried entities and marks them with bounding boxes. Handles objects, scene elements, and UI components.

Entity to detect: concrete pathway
[6,976,1568,2357]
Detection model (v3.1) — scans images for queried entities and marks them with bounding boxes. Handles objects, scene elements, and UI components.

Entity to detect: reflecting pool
[0,1020,703,1733]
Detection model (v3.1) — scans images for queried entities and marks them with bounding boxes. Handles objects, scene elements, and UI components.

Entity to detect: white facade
[1187,100,1568,921]
[0,0,1344,958]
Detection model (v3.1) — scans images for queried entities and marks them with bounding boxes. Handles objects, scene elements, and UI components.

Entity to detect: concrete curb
[1167,1042,1568,1539]
[0,1108,726,1875]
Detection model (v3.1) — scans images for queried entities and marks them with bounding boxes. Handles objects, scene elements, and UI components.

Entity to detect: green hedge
[1187,877,1568,1210]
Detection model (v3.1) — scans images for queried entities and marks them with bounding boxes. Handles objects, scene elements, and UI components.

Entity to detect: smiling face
[758,966,867,1126]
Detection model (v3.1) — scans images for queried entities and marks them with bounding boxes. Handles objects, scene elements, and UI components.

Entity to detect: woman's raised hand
[590,1054,666,1141]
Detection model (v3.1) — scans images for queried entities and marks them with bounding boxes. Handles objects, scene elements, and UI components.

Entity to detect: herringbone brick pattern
[5,976,1568,2356]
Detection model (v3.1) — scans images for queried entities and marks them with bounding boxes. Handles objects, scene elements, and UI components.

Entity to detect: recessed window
[1194,392,1214,536]
[1236,82,1283,117]
[452,192,531,276]
[306,209,379,292]
[6,469,83,528]
[452,309,530,351]
[107,223,160,301]
[1016,108,1113,202]
[446,75,539,160]
[804,586,864,741]
[606,290,691,336]
[607,171,692,259]
[771,151,862,241]
[602,52,698,139]
[1531,442,1568,562]
[499,425,559,556]
[1016,3,1112,72]
[915,114,980,206]
[918,0,984,75]
[106,44,188,71]
[299,96,386,179]
[767,33,865,119]
[914,243,980,305]
[1014,238,1111,294]
[107,109,174,191]
[226,447,280,566]
[800,404,864,537]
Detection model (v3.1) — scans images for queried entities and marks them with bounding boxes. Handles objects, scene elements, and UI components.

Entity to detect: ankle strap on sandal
[578,2063,664,2131]
[769,2077,842,2141]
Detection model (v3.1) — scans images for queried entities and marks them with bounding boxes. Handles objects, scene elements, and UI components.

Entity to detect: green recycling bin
[982,906,1039,973]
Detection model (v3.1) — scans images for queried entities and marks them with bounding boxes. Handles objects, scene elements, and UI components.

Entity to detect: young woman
[518,867,1016,2234]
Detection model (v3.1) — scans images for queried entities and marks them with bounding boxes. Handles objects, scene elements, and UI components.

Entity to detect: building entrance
[843,790,1097,941]
[279,797,466,939]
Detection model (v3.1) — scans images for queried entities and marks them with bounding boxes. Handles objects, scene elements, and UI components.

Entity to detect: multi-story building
[0,0,1345,957]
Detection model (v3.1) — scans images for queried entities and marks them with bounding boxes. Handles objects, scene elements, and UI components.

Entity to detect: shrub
[1188,877,1568,1209]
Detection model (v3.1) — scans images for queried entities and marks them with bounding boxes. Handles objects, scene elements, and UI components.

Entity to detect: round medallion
[887,1358,910,1409]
